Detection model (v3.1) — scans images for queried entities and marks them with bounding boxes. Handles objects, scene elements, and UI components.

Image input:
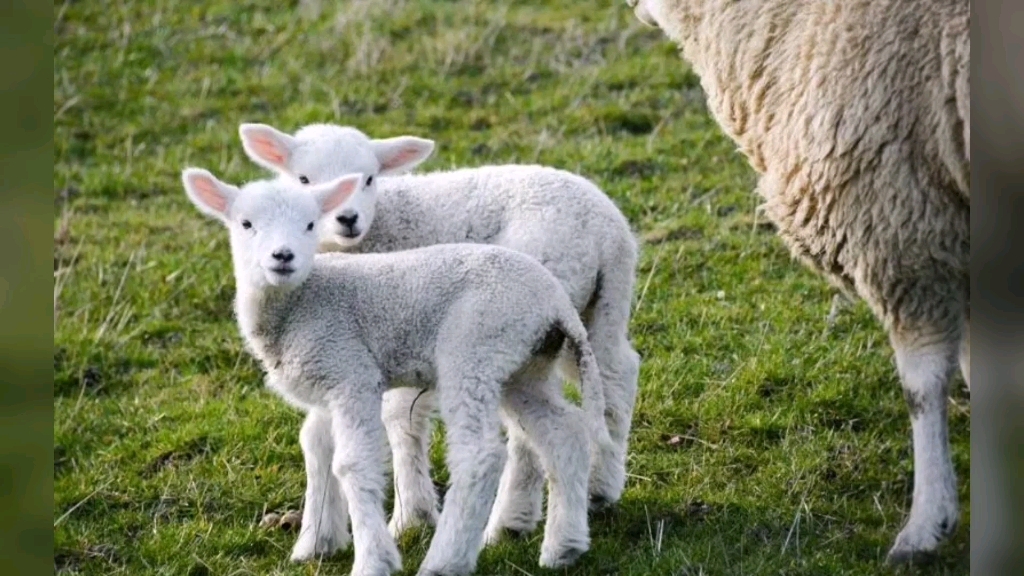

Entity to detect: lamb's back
[370,166,633,306]
[299,245,560,374]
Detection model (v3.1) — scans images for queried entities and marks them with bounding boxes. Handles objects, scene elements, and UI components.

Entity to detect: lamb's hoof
[483,525,532,546]
[289,532,350,563]
[589,493,618,511]
[415,563,472,576]
[885,516,957,566]
[539,542,588,569]
[350,547,402,576]
[388,507,437,539]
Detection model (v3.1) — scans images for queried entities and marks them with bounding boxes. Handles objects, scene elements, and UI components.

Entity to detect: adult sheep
[627,0,969,564]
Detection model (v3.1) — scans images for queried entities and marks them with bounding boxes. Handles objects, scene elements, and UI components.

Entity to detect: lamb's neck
[355,182,455,252]
[233,279,296,369]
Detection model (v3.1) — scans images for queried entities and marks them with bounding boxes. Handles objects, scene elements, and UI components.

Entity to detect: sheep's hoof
[885,516,957,566]
[886,546,939,566]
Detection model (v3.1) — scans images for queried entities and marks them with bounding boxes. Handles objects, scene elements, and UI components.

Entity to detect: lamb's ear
[370,136,435,175]
[239,123,297,172]
[181,168,239,222]
[312,173,363,215]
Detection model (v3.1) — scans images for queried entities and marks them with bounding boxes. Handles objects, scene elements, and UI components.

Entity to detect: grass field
[53,1,970,574]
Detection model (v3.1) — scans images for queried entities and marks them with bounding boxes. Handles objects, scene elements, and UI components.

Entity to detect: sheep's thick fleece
[632,0,969,306]
[629,0,969,564]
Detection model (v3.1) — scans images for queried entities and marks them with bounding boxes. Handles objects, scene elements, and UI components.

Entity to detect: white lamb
[237,122,641,541]
[181,168,614,575]
[628,0,969,563]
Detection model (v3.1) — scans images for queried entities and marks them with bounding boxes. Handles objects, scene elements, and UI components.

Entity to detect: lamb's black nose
[336,211,358,228]
[272,249,294,263]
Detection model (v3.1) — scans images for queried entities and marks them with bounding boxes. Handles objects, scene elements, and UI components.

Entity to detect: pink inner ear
[381,146,425,171]
[323,178,358,212]
[250,134,288,165]
[191,175,228,213]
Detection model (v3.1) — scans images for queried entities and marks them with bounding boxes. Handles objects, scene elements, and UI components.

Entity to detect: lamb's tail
[555,309,615,458]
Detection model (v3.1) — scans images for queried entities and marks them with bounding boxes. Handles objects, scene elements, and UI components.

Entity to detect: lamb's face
[181,168,362,292]
[305,173,379,251]
[238,122,435,251]
[286,128,382,250]
[626,0,667,28]
[227,182,322,290]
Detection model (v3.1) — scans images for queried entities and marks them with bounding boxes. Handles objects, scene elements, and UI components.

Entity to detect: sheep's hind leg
[886,329,960,564]
[291,409,351,562]
[382,387,439,538]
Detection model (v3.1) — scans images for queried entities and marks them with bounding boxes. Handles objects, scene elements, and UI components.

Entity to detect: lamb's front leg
[330,390,402,576]
[292,409,351,561]
[382,387,439,537]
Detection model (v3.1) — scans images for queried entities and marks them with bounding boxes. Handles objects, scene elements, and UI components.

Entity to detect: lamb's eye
[298,175,310,184]
[366,175,374,186]
[306,222,314,232]
[241,220,252,230]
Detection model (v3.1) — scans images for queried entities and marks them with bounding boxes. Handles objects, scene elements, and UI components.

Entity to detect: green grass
[54,0,970,574]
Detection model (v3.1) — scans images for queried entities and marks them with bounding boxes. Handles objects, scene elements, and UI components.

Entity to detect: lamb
[180,168,615,575]
[627,0,969,564]
[237,121,641,541]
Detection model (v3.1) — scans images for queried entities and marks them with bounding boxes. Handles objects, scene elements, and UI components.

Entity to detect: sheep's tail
[555,311,615,457]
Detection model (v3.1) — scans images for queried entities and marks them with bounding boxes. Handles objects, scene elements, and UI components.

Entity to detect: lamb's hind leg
[418,367,506,576]
[886,326,961,564]
[382,387,439,537]
[502,370,591,568]
[482,379,549,545]
[291,409,351,562]
[582,270,640,506]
